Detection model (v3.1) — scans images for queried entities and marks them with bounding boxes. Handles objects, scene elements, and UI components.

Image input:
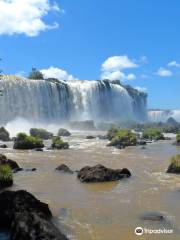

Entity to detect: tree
[28,68,44,80]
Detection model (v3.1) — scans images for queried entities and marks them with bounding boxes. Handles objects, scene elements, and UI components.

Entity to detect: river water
[1,132,180,240]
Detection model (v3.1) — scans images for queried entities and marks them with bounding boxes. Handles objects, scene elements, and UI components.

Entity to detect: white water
[0,75,147,124]
[148,110,180,122]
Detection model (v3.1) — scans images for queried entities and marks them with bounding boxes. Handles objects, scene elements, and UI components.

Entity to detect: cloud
[134,86,147,93]
[157,67,172,77]
[0,0,61,37]
[41,66,78,80]
[168,60,180,68]
[102,55,138,72]
[101,55,138,81]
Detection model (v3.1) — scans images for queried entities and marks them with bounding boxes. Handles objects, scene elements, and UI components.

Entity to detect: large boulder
[13,133,44,150]
[30,128,53,140]
[0,190,68,240]
[0,127,10,141]
[58,128,71,137]
[77,164,131,182]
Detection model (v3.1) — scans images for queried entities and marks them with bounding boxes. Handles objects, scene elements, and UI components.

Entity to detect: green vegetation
[107,128,137,148]
[28,68,44,80]
[13,132,44,150]
[142,128,165,140]
[51,136,69,149]
[133,122,180,134]
[30,128,53,140]
[167,154,180,174]
[0,127,10,141]
[176,134,180,144]
[0,164,13,188]
[58,128,71,137]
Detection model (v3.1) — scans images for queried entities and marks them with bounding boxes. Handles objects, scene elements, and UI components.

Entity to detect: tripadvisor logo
[135,227,144,236]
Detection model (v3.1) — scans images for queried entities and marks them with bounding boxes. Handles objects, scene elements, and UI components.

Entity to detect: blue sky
[0,0,179,109]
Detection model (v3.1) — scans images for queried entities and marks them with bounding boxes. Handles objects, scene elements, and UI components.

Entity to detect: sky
[0,0,179,109]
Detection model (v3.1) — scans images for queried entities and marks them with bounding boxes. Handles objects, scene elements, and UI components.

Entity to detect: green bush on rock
[142,129,165,141]
[107,127,120,140]
[107,128,137,148]
[167,155,180,174]
[13,133,44,150]
[30,128,53,140]
[0,164,13,189]
[0,127,10,141]
[176,134,180,144]
[51,136,69,149]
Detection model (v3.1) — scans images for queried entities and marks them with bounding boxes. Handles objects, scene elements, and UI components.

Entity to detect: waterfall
[148,110,180,122]
[0,75,147,124]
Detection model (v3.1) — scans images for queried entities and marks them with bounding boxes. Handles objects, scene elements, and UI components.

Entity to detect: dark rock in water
[98,135,108,140]
[25,168,37,172]
[137,140,146,145]
[0,127,10,142]
[77,164,131,182]
[141,146,146,150]
[56,164,73,174]
[86,136,96,139]
[0,190,68,240]
[34,148,43,151]
[0,144,8,148]
[58,128,71,137]
[141,212,165,222]
[0,154,21,172]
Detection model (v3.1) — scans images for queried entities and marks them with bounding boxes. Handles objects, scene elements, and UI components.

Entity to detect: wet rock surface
[56,164,73,174]
[77,164,131,182]
[0,190,68,240]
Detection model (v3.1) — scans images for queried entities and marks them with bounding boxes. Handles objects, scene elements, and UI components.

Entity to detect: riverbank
[0,131,180,239]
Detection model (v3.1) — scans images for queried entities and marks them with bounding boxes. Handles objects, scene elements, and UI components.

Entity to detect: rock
[141,212,165,222]
[34,148,43,151]
[58,128,71,137]
[30,128,53,140]
[56,164,73,174]
[13,133,44,150]
[0,154,21,172]
[0,190,68,240]
[141,146,146,150]
[0,127,10,141]
[137,140,146,145]
[51,137,69,150]
[25,168,37,172]
[98,135,108,140]
[86,136,96,139]
[0,144,8,148]
[167,154,180,174]
[77,164,131,182]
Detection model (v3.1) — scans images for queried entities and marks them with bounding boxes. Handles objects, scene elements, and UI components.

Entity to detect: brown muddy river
[1,132,180,240]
